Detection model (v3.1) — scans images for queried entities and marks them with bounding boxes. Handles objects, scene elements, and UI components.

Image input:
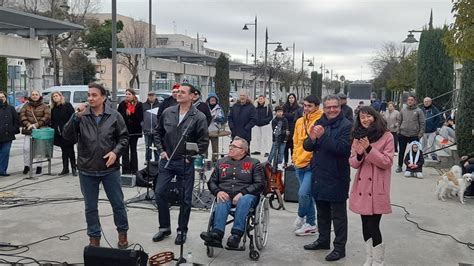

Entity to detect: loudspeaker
[283,165,300,203]
[84,246,148,266]
[121,174,136,187]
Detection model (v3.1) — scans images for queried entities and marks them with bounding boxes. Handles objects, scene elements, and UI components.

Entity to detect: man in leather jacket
[152,83,209,245]
[200,136,265,249]
[63,83,129,249]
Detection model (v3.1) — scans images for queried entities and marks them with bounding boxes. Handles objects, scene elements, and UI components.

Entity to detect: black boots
[36,167,42,175]
[23,166,30,175]
[72,167,77,176]
[58,168,69,176]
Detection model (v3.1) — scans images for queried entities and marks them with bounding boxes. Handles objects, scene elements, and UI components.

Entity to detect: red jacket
[349,131,394,215]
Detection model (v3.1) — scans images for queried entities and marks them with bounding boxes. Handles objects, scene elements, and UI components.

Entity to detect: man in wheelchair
[200,136,265,248]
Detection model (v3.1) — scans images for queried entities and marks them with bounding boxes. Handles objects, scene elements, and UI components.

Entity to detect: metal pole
[197,32,199,53]
[312,56,315,72]
[51,0,59,86]
[149,0,152,48]
[292,41,295,72]
[246,49,248,65]
[264,28,268,100]
[111,0,117,108]
[253,15,257,99]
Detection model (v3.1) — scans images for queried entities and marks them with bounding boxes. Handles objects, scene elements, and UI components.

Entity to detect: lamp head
[242,25,249,30]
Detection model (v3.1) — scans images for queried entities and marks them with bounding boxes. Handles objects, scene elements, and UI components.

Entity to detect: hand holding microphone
[75,102,89,117]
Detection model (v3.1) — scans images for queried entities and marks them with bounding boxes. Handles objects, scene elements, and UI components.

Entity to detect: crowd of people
[0,84,472,264]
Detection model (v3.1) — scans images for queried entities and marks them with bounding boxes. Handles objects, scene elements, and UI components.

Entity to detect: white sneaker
[293,216,305,231]
[295,223,318,236]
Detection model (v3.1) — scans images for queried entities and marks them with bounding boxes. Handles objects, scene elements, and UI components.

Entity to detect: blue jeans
[295,166,316,225]
[268,142,285,165]
[213,194,257,236]
[79,169,129,237]
[0,141,12,175]
[144,134,159,162]
[154,158,194,233]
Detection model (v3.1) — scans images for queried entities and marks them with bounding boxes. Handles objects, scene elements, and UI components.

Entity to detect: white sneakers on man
[294,216,305,231]
[295,223,318,236]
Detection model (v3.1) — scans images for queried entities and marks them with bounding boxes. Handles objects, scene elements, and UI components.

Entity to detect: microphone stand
[164,111,197,265]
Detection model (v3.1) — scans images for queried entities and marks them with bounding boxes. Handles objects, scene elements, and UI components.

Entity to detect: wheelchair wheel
[254,197,270,250]
[206,246,214,257]
[249,250,260,261]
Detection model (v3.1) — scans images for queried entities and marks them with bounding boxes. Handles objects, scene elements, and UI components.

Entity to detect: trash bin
[32,128,54,158]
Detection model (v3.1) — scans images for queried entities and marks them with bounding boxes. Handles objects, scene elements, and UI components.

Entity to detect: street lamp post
[285,42,295,72]
[402,30,423,43]
[243,16,257,98]
[264,28,285,103]
[300,51,313,98]
[196,32,207,54]
[111,0,117,108]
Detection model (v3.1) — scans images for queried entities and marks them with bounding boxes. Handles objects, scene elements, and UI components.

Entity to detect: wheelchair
[204,195,270,261]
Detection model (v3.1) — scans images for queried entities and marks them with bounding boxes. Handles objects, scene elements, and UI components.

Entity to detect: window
[156,38,168,46]
[73,91,88,103]
[61,91,71,103]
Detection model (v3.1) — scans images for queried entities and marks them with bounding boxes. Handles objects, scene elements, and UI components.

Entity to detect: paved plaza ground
[0,134,473,265]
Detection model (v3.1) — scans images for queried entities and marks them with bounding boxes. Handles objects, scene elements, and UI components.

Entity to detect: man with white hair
[228,89,257,150]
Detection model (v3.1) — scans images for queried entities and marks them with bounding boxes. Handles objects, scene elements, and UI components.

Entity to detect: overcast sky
[99,0,454,81]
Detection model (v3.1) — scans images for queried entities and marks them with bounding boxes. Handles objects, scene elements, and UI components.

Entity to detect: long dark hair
[352,106,388,142]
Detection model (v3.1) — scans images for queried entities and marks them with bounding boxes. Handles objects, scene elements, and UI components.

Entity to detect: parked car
[42,85,89,109]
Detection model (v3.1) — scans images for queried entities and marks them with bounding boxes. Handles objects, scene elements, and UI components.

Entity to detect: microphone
[76,103,89,113]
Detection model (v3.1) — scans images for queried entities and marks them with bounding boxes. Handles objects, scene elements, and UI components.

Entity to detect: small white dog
[436,166,473,204]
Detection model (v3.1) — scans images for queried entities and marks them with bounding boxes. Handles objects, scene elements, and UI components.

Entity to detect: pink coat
[349,131,394,215]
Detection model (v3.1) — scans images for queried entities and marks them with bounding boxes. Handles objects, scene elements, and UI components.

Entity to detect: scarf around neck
[408,141,422,164]
[352,125,384,143]
[126,101,136,115]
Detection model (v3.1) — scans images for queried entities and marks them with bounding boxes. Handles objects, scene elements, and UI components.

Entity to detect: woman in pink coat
[349,106,394,266]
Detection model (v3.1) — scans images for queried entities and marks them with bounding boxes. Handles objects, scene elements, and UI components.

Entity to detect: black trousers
[361,214,382,246]
[122,136,139,174]
[397,134,419,167]
[315,200,348,252]
[60,144,76,170]
[284,138,294,164]
[391,132,398,152]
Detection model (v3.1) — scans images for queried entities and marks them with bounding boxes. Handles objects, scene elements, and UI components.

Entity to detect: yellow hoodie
[292,109,324,168]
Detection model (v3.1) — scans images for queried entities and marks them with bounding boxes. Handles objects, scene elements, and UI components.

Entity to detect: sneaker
[251,151,261,155]
[293,216,305,231]
[431,154,439,161]
[264,153,269,157]
[440,139,449,145]
[395,166,402,173]
[295,223,318,236]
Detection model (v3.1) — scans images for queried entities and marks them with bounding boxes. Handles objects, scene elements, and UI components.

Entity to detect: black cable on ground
[392,203,474,250]
[0,174,68,192]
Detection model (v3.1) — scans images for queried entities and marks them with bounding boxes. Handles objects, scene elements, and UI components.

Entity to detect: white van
[42,85,89,109]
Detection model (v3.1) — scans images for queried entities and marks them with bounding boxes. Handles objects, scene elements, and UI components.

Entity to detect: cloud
[99,0,453,80]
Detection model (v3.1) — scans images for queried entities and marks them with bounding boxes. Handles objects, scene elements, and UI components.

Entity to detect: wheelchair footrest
[225,246,245,251]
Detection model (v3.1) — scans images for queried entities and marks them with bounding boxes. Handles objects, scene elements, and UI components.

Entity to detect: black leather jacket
[153,104,209,160]
[63,104,129,172]
[208,155,265,199]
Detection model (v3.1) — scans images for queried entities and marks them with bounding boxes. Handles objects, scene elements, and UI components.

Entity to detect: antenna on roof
[172,20,177,34]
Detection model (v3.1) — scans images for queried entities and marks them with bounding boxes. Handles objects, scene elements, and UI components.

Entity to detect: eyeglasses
[324,105,340,110]
[229,144,244,150]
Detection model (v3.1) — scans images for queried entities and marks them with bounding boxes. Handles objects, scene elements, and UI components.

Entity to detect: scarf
[352,125,384,143]
[209,103,217,110]
[126,101,136,115]
[408,141,422,164]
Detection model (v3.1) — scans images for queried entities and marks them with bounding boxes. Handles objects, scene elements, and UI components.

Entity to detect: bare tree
[118,20,148,88]
[19,0,99,85]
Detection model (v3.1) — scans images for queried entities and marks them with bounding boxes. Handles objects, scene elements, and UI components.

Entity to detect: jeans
[154,158,194,233]
[213,194,257,236]
[144,134,159,162]
[122,135,139,174]
[295,166,316,225]
[79,169,129,237]
[0,141,12,175]
[422,132,437,157]
[268,142,285,165]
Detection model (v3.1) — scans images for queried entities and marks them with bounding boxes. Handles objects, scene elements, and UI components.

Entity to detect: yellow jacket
[292,109,324,168]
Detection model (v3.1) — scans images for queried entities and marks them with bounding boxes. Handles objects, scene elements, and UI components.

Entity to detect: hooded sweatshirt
[292,108,324,168]
[404,141,424,173]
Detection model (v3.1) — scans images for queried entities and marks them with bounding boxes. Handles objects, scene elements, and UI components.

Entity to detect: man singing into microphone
[63,83,129,248]
[152,83,209,245]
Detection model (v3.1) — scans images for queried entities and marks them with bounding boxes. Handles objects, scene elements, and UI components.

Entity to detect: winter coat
[157,95,177,118]
[349,131,394,215]
[404,141,424,173]
[228,100,257,142]
[303,112,352,202]
[399,105,425,138]
[51,102,75,147]
[20,98,51,135]
[117,100,144,137]
[283,101,300,134]
[271,117,289,143]
[195,100,212,126]
[423,105,442,133]
[254,99,273,127]
[208,155,265,199]
[383,110,400,133]
[63,104,129,172]
[0,101,20,143]
[207,93,225,133]
[341,104,354,123]
[142,98,160,134]
[292,109,324,168]
[154,105,209,160]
